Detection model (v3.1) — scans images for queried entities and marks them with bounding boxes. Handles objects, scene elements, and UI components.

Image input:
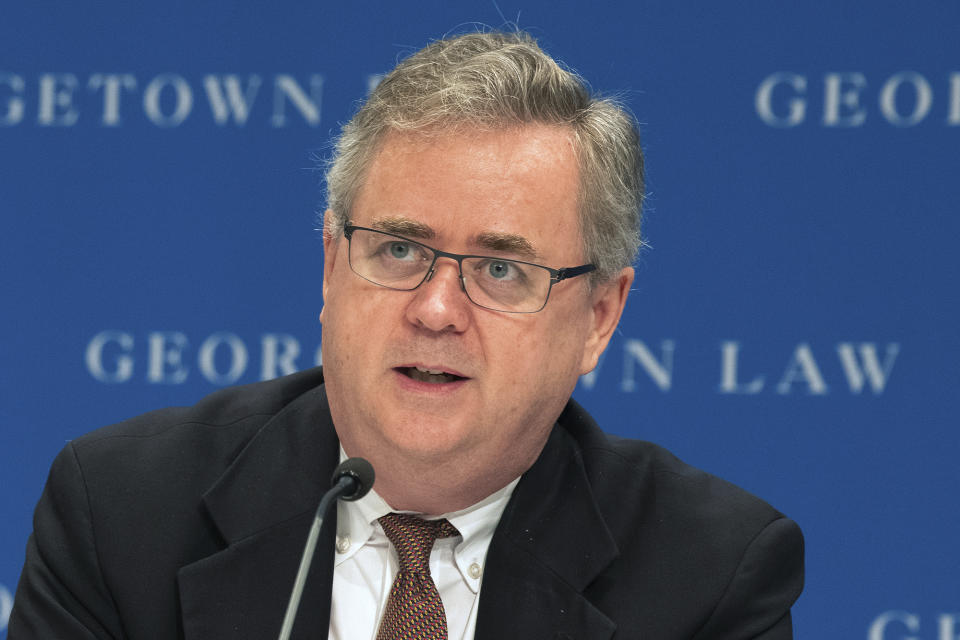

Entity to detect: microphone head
[331,457,375,501]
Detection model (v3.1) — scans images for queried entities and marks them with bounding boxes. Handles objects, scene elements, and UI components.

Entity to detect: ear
[579,267,633,375]
[319,210,340,324]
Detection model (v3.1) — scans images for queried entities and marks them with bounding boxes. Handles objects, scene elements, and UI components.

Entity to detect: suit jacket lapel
[177,383,340,640]
[476,413,619,640]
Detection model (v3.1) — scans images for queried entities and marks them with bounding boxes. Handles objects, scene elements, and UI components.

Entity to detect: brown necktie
[376,513,460,640]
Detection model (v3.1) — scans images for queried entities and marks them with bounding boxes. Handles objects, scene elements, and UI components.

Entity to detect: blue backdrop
[2,2,958,637]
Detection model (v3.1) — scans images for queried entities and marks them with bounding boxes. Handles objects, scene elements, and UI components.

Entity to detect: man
[10,31,803,639]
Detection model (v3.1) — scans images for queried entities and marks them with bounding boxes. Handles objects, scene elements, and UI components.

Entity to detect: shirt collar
[334,446,519,591]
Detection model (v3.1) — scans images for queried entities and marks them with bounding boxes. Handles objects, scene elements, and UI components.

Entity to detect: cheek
[487,318,585,393]
[322,289,370,368]
[532,306,593,380]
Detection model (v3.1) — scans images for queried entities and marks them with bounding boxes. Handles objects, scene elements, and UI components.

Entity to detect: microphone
[332,457,376,502]
[277,457,375,640]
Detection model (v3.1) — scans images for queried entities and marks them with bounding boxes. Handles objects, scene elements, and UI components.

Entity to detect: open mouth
[397,366,467,384]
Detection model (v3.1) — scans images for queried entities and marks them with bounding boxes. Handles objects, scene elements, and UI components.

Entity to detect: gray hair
[325,31,644,283]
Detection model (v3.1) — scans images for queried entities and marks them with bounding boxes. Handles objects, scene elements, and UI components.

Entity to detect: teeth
[407,367,458,384]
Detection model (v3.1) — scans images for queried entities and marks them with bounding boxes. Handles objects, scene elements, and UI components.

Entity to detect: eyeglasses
[343,225,596,313]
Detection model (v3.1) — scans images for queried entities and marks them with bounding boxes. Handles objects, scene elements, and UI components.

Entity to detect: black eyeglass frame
[342,224,596,314]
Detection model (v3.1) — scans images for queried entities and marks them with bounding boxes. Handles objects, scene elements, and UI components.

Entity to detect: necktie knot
[378,513,460,573]
[375,513,461,640]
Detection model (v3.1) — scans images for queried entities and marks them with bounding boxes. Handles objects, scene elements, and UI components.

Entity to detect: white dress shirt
[328,451,518,640]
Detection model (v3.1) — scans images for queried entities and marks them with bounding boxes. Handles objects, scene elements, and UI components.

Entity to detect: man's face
[320,125,629,500]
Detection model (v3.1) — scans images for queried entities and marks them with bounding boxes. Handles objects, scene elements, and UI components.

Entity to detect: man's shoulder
[67,367,327,474]
[549,399,804,636]
[558,398,790,542]
[593,430,780,520]
[74,367,325,444]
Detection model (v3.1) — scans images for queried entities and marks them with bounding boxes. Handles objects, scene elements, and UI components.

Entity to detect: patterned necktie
[376,513,461,640]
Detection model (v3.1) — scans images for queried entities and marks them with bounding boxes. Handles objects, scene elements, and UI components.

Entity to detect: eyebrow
[368,216,539,260]
[370,216,436,239]
[473,231,539,260]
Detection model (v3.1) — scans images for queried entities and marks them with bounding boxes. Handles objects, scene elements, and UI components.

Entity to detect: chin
[380,416,478,459]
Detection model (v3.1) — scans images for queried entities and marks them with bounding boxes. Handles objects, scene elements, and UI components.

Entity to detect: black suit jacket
[10,367,803,639]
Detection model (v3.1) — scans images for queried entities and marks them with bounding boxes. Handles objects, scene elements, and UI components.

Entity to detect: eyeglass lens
[347,228,553,313]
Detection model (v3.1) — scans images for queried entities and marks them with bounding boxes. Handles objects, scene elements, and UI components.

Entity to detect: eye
[376,240,423,262]
[487,260,517,280]
[388,241,412,260]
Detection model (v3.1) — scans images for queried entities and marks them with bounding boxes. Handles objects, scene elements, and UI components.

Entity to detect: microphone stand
[277,457,374,640]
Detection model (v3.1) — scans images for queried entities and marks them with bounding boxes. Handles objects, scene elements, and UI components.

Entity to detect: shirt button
[468,562,482,579]
[336,536,350,554]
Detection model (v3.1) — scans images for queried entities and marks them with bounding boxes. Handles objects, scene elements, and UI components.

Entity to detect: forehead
[350,125,583,260]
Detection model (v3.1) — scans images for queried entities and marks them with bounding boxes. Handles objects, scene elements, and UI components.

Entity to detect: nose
[404,258,471,333]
